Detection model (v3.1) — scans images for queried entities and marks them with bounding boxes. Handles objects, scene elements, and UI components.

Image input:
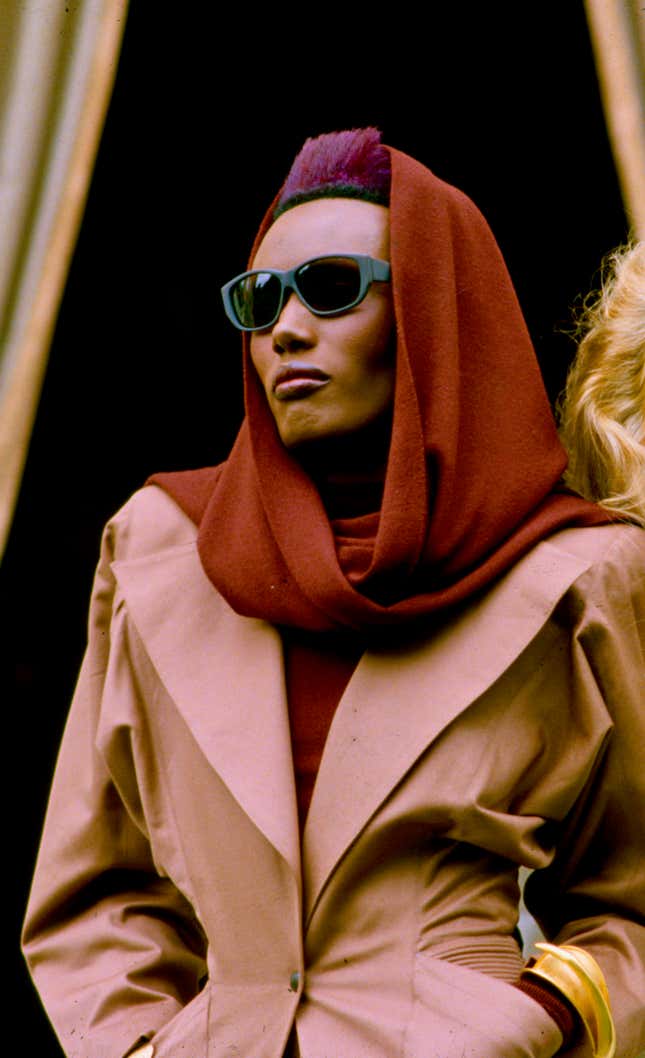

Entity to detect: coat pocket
[137,982,211,1057]
[404,954,562,1058]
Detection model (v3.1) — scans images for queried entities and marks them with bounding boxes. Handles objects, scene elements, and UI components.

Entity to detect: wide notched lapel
[302,532,597,924]
[112,540,301,881]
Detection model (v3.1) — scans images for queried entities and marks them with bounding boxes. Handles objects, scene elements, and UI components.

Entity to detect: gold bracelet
[521,942,616,1058]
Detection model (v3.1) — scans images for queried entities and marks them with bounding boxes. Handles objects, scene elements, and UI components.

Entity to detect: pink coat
[22,486,645,1058]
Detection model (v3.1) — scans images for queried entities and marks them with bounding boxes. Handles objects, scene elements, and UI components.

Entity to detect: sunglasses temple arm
[371,259,391,282]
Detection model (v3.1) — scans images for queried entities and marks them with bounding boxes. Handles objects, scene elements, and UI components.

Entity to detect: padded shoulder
[546,523,645,602]
[105,485,198,564]
[545,522,644,567]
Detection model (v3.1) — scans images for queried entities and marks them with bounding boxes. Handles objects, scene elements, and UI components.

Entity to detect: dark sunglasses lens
[296,258,362,313]
[231,272,281,329]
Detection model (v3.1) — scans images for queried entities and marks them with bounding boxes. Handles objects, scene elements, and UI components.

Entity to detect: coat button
[289,971,301,992]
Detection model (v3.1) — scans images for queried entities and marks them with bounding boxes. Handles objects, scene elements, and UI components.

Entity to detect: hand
[126,1044,154,1058]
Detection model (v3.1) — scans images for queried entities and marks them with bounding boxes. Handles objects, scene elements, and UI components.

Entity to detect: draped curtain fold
[584,0,645,239]
[0,0,128,559]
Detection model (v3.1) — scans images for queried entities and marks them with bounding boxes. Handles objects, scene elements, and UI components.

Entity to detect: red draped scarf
[149,146,608,631]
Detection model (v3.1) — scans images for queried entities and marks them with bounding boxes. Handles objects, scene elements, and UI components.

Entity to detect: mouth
[272,362,331,401]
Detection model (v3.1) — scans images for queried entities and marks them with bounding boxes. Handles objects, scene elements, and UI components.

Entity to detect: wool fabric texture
[149,143,610,632]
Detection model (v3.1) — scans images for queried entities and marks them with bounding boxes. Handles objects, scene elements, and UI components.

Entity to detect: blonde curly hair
[557,241,645,527]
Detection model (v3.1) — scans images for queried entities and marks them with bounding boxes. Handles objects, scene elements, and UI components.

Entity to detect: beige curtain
[0,0,128,560]
[585,0,645,239]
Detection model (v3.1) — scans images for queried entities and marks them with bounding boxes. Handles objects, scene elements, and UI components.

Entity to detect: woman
[558,241,645,526]
[22,129,645,1058]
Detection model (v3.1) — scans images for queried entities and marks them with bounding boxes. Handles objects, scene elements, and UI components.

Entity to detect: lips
[272,362,331,401]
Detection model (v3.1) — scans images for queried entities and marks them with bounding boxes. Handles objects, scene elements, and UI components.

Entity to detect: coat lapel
[112,541,301,881]
[110,494,604,930]
[302,532,597,924]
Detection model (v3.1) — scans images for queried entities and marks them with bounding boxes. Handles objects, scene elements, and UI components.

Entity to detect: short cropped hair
[558,241,645,526]
[273,127,391,219]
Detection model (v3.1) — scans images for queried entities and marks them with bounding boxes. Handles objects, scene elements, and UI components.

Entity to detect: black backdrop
[4,4,629,1052]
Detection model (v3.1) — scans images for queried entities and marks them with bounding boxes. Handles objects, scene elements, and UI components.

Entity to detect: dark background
[4,4,630,1052]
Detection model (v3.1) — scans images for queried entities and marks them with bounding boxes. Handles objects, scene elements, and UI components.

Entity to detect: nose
[271,292,316,354]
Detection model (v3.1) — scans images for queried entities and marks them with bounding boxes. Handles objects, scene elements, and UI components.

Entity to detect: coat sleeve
[523,528,645,1058]
[21,507,209,1058]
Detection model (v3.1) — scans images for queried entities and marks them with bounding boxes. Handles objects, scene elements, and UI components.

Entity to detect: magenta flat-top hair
[274,127,391,218]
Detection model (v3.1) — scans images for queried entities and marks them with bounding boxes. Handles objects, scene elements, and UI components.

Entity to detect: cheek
[368,293,395,352]
[338,329,395,420]
[351,304,395,374]
[249,338,272,392]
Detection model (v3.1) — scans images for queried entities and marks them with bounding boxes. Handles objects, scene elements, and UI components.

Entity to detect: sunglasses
[221,253,391,332]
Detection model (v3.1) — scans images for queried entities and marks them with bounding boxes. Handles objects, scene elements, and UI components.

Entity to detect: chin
[280,429,330,451]
[276,416,337,452]
[275,406,393,456]
[279,419,358,450]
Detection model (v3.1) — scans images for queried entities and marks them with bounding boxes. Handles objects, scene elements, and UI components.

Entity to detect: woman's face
[249,198,395,451]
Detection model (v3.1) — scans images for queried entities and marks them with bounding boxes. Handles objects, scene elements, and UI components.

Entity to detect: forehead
[253,198,390,270]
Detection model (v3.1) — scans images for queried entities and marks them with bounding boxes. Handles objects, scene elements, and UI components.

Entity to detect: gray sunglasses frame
[221,253,391,332]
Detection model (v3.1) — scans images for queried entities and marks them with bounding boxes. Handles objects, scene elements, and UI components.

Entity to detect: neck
[294,413,391,518]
